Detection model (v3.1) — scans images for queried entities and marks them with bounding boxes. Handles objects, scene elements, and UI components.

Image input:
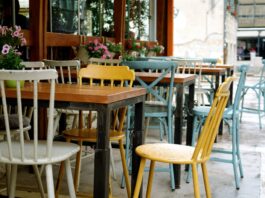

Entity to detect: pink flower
[101,54,107,59]
[94,39,99,45]
[2,46,10,55]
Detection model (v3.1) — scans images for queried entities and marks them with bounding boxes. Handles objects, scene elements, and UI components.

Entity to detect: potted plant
[85,39,112,59]
[106,41,122,58]
[0,26,26,87]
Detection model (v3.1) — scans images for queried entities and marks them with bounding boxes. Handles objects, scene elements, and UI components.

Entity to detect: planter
[5,80,25,88]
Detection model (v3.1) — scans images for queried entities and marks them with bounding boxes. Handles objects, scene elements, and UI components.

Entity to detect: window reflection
[49,0,114,36]
[126,0,150,40]
[0,0,29,29]
[51,0,78,34]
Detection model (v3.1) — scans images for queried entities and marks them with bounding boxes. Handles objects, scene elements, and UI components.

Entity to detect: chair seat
[136,143,195,164]
[193,106,238,119]
[0,114,30,130]
[63,128,124,142]
[0,141,80,165]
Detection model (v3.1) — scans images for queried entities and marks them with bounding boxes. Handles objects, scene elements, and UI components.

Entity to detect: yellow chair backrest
[78,65,135,131]
[192,77,235,162]
[79,65,135,87]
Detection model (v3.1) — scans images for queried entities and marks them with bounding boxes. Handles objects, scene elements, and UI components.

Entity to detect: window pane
[50,0,78,34]
[0,0,29,29]
[126,0,150,40]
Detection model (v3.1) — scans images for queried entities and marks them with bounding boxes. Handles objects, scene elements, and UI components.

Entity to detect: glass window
[50,0,79,34]
[0,0,29,29]
[126,0,151,41]
[49,0,114,36]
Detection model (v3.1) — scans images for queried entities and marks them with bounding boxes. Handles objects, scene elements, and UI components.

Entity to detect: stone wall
[173,0,238,64]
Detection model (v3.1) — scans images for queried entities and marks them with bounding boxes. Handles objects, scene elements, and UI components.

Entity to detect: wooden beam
[29,0,45,60]
[114,0,126,44]
[156,0,166,54]
[167,0,174,56]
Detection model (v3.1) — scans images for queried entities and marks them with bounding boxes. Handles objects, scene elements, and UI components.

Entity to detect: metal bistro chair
[55,65,134,197]
[133,77,234,198]
[0,69,80,198]
[123,60,177,191]
[240,60,265,129]
[189,65,248,189]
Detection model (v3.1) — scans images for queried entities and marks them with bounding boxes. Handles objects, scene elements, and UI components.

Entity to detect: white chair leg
[46,164,55,198]
[109,142,117,180]
[9,164,17,198]
[65,159,77,198]
[32,165,45,198]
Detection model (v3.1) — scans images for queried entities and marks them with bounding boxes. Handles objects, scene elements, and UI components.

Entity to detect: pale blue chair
[122,60,177,191]
[188,65,248,189]
[240,61,265,129]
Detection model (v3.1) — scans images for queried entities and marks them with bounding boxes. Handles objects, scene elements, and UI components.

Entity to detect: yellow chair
[55,65,135,197]
[133,77,235,198]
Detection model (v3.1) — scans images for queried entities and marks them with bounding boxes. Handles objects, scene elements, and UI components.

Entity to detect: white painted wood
[0,70,80,197]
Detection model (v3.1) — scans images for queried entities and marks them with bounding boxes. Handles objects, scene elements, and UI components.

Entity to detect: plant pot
[5,80,25,88]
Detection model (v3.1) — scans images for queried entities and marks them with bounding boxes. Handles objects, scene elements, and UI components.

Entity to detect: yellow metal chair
[133,77,234,198]
[55,65,135,197]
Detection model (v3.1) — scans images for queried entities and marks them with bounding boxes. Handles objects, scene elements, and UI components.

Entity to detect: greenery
[148,44,165,54]
[106,42,122,54]
[0,26,26,70]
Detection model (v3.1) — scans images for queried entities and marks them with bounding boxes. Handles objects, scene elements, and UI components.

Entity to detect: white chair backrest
[43,59,80,84]
[88,57,121,66]
[21,61,45,70]
[0,69,58,163]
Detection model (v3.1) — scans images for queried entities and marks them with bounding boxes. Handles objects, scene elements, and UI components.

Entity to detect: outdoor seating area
[0,1,265,198]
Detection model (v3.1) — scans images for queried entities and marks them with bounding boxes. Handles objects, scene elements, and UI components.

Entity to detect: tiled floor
[0,74,264,198]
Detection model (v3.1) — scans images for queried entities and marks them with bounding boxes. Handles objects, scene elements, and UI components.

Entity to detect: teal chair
[121,60,177,191]
[188,65,248,189]
[240,61,265,129]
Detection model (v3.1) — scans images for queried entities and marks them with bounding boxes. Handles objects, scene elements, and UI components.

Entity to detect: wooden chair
[132,77,234,198]
[88,57,121,66]
[55,65,134,197]
[0,69,80,198]
[189,65,248,189]
[43,59,81,134]
[0,61,46,196]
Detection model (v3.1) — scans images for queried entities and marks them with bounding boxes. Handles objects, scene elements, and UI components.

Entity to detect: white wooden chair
[0,69,79,198]
[43,59,81,134]
[0,61,46,196]
[88,57,121,66]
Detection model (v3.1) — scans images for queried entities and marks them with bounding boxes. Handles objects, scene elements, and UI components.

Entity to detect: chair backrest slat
[88,58,121,66]
[79,65,135,130]
[0,70,58,162]
[43,59,80,85]
[192,77,234,161]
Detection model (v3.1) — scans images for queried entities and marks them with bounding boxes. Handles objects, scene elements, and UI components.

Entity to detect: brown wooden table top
[135,72,196,84]
[5,82,146,104]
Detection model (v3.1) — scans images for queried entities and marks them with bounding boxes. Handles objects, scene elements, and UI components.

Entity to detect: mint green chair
[188,65,248,189]
[122,60,177,191]
[240,61,265,129]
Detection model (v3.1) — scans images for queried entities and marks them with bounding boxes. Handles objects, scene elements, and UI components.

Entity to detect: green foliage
[106,42,122,54]
[0,50,24,70]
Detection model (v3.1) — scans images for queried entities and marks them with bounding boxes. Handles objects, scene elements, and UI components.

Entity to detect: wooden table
[135,72,196,188]
[5,82,146,198]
